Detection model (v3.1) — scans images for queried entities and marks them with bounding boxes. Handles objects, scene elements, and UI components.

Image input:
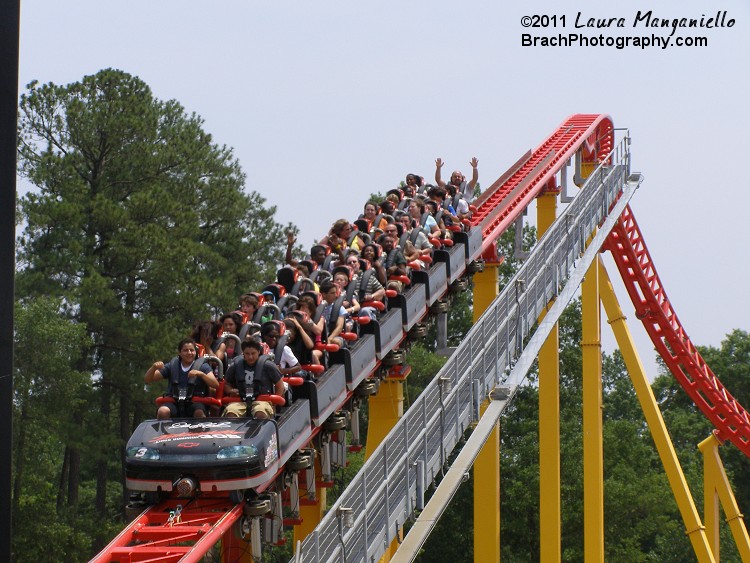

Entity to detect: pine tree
[16,69,295,549]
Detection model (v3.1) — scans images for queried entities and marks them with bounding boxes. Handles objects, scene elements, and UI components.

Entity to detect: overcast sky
[18,0,750,376]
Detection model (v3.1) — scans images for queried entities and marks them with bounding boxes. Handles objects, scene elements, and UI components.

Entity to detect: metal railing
[295,136,633,563]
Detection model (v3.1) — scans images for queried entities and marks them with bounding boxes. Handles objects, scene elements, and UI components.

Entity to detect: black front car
[125,418,280,493]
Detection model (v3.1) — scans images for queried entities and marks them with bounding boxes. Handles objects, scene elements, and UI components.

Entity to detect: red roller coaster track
[471,113,613,258]
[90,497,244,563]
[606,205,750,456]
[471,112,750,459]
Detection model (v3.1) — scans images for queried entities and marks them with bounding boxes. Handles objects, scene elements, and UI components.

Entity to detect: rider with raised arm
[434,157,479,203]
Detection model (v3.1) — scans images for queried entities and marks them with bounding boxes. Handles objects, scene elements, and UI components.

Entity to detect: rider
[144,338,219,419]
[434,157,479,203]
[222,339,285,420]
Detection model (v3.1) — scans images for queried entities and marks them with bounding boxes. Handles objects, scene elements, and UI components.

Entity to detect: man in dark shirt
[378,233,408,292]
[223,340,285,419]
[145,338,218,419]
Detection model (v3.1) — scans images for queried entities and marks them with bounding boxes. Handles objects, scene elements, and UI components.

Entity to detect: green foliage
[447,288,474,348]
[12,299,93,561]
[650,330,750,560]
[415,475,475,562]
[13,298,89,418]
[687,330,750,507]
[368,191,387,204]
[13,498,92,562]
[496,222,537,291]
[17,69,292,328]
[404,343,448,409]
[14,69,297,559]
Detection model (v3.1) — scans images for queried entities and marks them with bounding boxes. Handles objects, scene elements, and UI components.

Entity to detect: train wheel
[354,380,378,396]
[323,414,347,431]
[382,350,405,366]
[125,501,149,521]
[468,260,484,273]
[245,498,272,517]
[408,323,428,340]
[287,453,313,472]
[138,491,165,506]
[430,300,449,315]
[450,278,468,293]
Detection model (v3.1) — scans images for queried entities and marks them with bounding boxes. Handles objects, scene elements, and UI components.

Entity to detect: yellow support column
[473,263,501,563]
[366,378,404,461]
[473,262,500,318]
[294,490,327,541]
[581,255,604,562]
[367,368,408,561]
[702,434,721,560]
[537,189,561,563]
[597,261,716,563]
[368,377,405,562]
[698,433,750,562]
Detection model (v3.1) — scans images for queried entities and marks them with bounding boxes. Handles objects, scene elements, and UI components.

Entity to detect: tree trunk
[119,392,131,513]
[56,446,69,511]
[94,378,112,517]
[67,409,83,507]
[67,445,80,507]
[12,400,29,516]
